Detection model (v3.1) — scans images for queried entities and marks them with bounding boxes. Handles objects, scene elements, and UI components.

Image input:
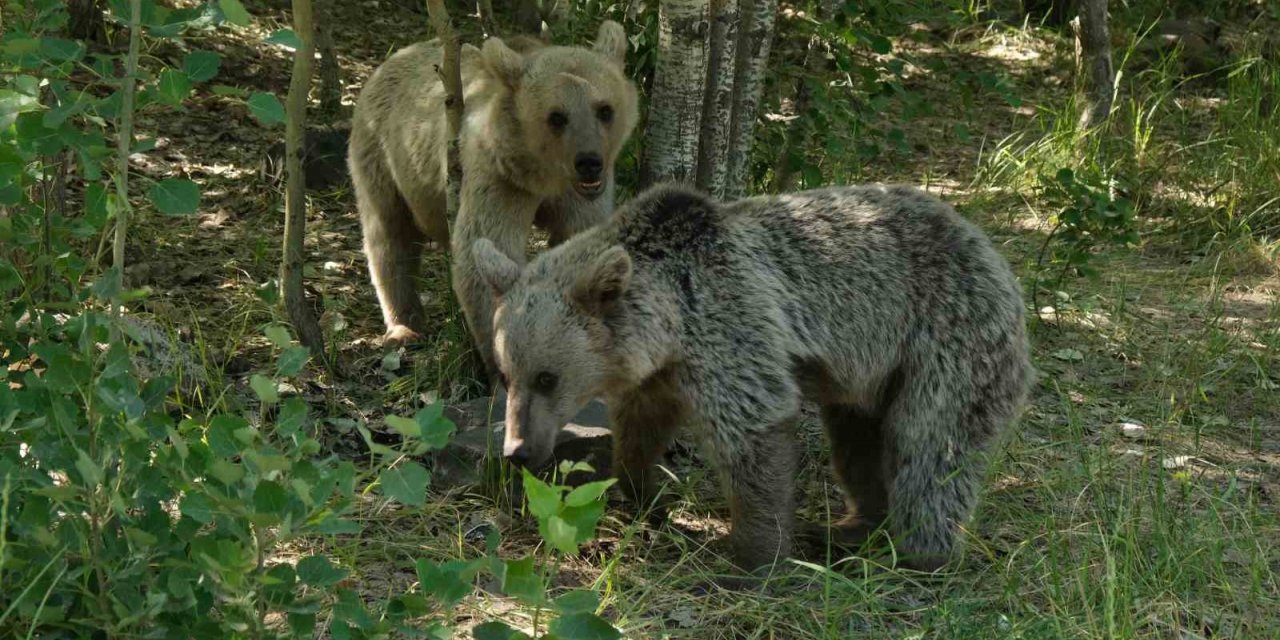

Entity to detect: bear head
[471,236,632,468]
[480,20,638,200]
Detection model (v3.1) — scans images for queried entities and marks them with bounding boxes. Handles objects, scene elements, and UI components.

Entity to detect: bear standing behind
[472,184,1034,574]
[349,22,638,374]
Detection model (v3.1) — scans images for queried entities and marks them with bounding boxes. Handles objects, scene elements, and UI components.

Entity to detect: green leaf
[548,613,621,640]
[554,590,600,615]
[416,404,456,449]
[75,449,103,487]
[250,374,279,403]
[473,622,532,640]
[522,469,562,519]
[156,69,192,106]
[180,492,216,524]
[219,0,252,26]
[415,559,471,608]
[183,50,222,82]
[559,501,606,545]
[148,178,201,215]
[264,324,293,348]
[39,37,85,62]
[379,463,429,507]
[247,92,285,125]
[277,346,310,377]
[266,29,303,50]
[296,555,348,587]
[253,480,289,517]
[564,479,616,507]
[499,556,545,605]
[385,415,421,438]
[544,515,579,555]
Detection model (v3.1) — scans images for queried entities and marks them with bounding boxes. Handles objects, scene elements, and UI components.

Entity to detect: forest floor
[119,1,1280,637]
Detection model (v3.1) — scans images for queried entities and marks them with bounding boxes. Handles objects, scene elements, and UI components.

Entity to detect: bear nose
[504,442,533,468]
[575,153,603,182]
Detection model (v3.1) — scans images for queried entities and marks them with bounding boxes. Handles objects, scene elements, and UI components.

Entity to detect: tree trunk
[1074,0,1113,130]
[315,0,342,119]
[110,0,141,335]
[282,0,325,352]
[694,0,738,198]
[426,0,464,231]
[773,0,835,192]
[478,0,498,37]
[641,0,710,188]
[723,0,776,199]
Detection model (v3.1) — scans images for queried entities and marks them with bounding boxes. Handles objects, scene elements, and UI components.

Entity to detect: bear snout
[574,153,605,196]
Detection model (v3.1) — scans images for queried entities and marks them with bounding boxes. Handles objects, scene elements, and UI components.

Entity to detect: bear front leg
[725,425,798,575]
[609,368,686,522]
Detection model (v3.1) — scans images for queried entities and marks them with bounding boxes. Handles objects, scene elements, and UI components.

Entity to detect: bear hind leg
[821,403,890,544]
[360,186,427,344]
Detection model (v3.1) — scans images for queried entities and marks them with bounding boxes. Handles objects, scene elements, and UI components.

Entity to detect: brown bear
[348,21,638,375]
[472,184,1033,575]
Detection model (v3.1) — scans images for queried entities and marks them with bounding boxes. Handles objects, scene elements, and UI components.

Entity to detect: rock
[433,396,612,489]
[1118,422,1146,439]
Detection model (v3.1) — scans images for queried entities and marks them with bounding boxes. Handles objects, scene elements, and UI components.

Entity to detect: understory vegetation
[1,0,1276,637]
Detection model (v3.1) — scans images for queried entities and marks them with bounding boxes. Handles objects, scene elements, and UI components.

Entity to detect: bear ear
[571,245,632,316]
[593,20,627,67]
[472,239,521,298]
[481,37,525,88]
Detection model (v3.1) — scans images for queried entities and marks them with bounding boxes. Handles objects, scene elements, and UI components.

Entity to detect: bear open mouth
[575,180,604,198]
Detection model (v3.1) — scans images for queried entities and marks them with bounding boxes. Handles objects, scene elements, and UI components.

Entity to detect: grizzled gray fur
[472,184,1033,573]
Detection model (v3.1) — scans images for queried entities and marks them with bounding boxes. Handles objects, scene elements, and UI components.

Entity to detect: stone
[432,396,612,489]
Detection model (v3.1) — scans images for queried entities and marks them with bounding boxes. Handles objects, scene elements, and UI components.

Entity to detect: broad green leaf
[39,37,85,62]
[560,501,606,545]
[544,515,578,555]
[296,555,347,587]
[415,559,471,608]
[379,462,429,507]
[247,92,285,125]
[277,346,310,377]
[183,50,222,82]
[416,403,456,449]
[277,396,308,437]
[564,479,617,507]
[499,556,545,605]
[253,480,288,517]
[219,0,252,26]
[521,469,562,519]
[250,374,279,403]
[554,590,600,615]
[385,414,421,438]
[208,415,248,457]
[264,324,293,348]
[148,178,200,215]
[156,69,192,105]
[266,29,302,50]
[75,449,103,487]
[180,491,215,524]
[548,613,621,640]
[473,622,532,640]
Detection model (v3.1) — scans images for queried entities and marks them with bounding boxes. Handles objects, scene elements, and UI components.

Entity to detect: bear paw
[383,325,424,346]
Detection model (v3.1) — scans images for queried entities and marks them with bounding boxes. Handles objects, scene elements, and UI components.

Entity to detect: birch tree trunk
[723,0,776,198]
[694,0,738,198]
[641,0,710,187]
[1074,0,1113,130]
[282,0,325,352]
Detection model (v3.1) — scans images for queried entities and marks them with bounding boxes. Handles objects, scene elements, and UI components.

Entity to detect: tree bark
[282,0,325,352]
[723,0,776,199]
[69,0,106,43]
[694,0,738,198]
[641,0,710,188]
[426,0,464,231]
[478,0,498,37]
[1074,0,1113,130]
[315,0,342,119]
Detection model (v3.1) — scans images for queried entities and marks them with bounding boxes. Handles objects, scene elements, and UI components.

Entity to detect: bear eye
[533,371,558,394]
[596,104,614,124]
[548,111,569,130]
